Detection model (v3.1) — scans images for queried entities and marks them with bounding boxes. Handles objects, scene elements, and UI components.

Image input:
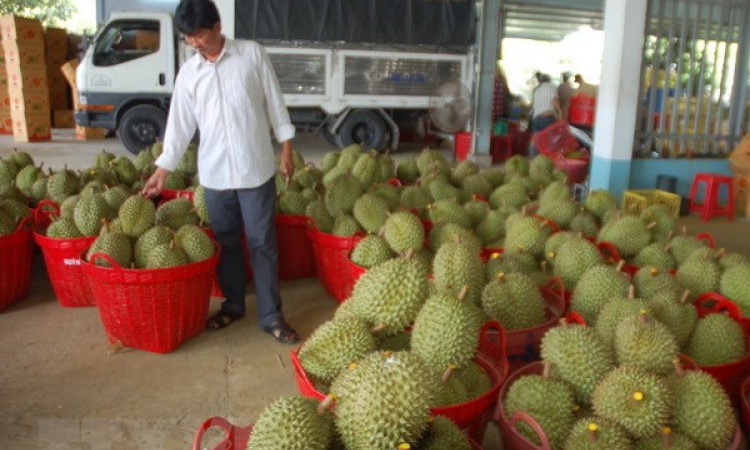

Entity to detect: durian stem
[646,221,658,230]
[681,226,688,236]
[615,260,626,272]
[404,248,416,259]
[679,290,691,305]
[627,285,635,299]
[318,394,336,415]
[666,229,674,241]
[714,248,726,259]
[457,285,469,301]
[662,428,673,448]
[638,310,648,324]
[588,429,598,444]
[370,324,387,333]
[441,365,456,383]
[673,358,685,377]
[542,360,552,378]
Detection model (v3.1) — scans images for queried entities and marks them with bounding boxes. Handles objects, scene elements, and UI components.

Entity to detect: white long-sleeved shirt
[532,81,557,117]
[155,38,295,190]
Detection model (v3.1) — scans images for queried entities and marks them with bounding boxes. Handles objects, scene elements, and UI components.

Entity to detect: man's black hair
[175,0,221,36]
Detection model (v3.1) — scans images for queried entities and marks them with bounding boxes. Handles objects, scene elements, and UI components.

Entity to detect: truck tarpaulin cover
[234,0,476,47]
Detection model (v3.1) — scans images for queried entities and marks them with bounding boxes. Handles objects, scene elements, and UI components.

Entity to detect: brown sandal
[206,311,243,330]
[262,321,300,344]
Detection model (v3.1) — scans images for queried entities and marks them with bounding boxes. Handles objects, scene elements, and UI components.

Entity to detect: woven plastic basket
[0,215,34,311]
[276,214,316,280]
[159,188,194,202]
[307,223,363,302]
[291,321,509,443]
[33,200,96,307]
[742,376,750,434]
[81,243,220,353]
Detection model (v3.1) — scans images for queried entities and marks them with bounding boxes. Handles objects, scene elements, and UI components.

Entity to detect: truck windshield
[94,20,160,67]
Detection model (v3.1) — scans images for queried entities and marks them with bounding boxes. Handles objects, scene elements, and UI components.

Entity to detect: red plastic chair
[689,173,734,221]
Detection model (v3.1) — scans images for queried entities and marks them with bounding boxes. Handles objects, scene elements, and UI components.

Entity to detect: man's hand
[279,140,295,184]
[141,167,170,198]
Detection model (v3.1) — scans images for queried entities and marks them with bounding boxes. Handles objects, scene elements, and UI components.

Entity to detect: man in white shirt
[142,0,299,344]
[529,72,560,157]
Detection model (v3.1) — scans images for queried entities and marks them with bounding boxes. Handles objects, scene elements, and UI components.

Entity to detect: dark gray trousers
[203,176,284,329]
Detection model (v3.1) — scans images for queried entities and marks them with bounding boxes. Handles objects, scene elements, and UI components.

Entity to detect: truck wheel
[119,105,167,154]
[337,109,386,150]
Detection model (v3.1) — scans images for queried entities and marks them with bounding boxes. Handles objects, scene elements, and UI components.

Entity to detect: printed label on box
[12,110,51,142]
[2,40,46,68]
[53,109,74,128]
[6,66,48,92]
[9,90,50,114]
[0,15,44,42]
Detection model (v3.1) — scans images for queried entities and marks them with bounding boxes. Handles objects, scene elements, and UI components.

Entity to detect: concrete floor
[1,130,748,449]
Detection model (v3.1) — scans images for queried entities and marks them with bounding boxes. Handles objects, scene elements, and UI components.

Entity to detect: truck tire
[118,104,167,154]
[336,109,386,150]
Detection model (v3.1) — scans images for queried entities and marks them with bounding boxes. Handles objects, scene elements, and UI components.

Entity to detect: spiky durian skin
[432,374,472,407]
[331,351,437,450]
[718,263,750,316]
[411,291,482,370]
[592,366,672,439]
[634,430,700,450]
[675,250,721,298]
[649,290,697,349]
[480,273,546,330]
[418,416,472,450]
[349,256,429,335]
[594,298,648,352]
[540,325,615,405]
[504,374,577,448]
[614,314,679,375]
[570,265,631,325]
[453,361,492,399]
[248,396,334,450]
[432,240,485,306]
[633,243,677,270]
[382,211,425,254]
[632,267,682,299]
[298,316,378,384]
[350,234,395,269]
[563,417,633,450]
[685,313,746,366]
[553,237,603,289]
[670,371,736,450]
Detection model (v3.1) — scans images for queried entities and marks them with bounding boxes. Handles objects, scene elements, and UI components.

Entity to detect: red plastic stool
[689,173,734,221]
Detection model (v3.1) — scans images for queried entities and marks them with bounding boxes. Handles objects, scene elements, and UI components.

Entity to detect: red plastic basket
[159,188,194,202]
[191,416,484,450]
[0,215,34,311]
[346,252,367,283]
[276,214,316,280]
[568,94,596,127]
[532,120,580,157]
[503,277,567,373]
[307,223,363,302]
[552,156,589,185]
[80,243,220,353]
[742,376,750,434]
[290,321,509,442]
[693,293,750,407]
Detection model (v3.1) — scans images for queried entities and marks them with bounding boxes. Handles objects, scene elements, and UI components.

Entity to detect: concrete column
[471,0,502,167]
[589,0,648,197]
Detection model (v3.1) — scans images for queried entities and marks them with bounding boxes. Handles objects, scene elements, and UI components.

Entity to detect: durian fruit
[15,163,45,197]
[102,185,131,212]
[592,365,671,439]
[298,316,377,385]
[569,210,600,239]
[634,427,700,450]
[540,322,615,404]
[59,194,80,219]
[675,248,721,299]
[351,150,380,187]
[717,250,750,270]
[306,198,334,233]
[400,185,434,210]
[429,223,481,254]
[584,189,618,221]
[324,172,364,217]
[73,192,115,236]
[597,215,653,258]
[504,154,530,177]
[462,198,490,228]
[110,156,141,186]
[331,212,361,237]
[45,216,83,238]
[670,369,736,450]
[329,350,437,450]
[46,166,79,204]
[278,189,308,215]
[432,238,485,306]
[155,197,199,230]
[0,158,19,184]
[382,211,424,255]
[640,205,675,243]
[348,254,429,335]
[248,396,334,450]
[396,158,420,184]
[718,263,750,315]
[488,183,530,209]
[475,208,510,246]
[293,163,323,189]
[192,185,210,225]
[427,198,472,229]
[134,225,173,268]
[633,243,677,270]
[174,224,214,263]
[461,173,493,199]
[145,240,189,268]
[411,287,482,372]
[553,237,604,289]
[481,272,546,330]
[352,193,389,233]
[632,267,681,299]
[570,263,630,324]
[563,417,633,450]
[417,416,472,450]
[685,313,746,366]
[350,234,395,269]
[118,194,156,239]
[453,360,492,399]
[87,231,133,268]
[614,310,679,375]
[504,215,552,259]
[668,230,706,262]
[376,330,411,352]
[594,288,648,352]
[427,179,460,202]
[320,150,341,173]
[544,230,577,265]
[417,147,449,176]
[537,199,578,229]
[649,290,697,348]
[503,362,577,449]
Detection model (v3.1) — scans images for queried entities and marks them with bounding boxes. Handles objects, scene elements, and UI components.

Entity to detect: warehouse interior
[2,0,750,448]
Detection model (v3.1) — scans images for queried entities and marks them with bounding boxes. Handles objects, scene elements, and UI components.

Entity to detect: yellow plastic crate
[622,189,681,218]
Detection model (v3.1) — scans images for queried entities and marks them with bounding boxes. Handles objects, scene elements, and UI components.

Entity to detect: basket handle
[478,320,507,372]
[87,252,124,269]
[387,177,402,187]
[34,199,60,223]
[289,349,315,390]
[694,292,742,320]
[541,276,567,313]
[15,214,34,233]
[695,232,715,248]
[509,411,553,450]
[566,312,588,326]
[597,241,621,264]
[531,214,560,234]
[192,416,253,450]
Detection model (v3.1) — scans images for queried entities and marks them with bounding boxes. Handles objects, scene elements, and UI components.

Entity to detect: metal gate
[636,0,749,158]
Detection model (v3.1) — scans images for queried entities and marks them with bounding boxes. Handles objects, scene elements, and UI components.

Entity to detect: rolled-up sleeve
[156,71,198,171]
[256,44,295,143]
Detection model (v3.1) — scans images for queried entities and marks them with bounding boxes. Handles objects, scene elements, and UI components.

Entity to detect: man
[142,0,299,344]
[557,72,574,121]
[531,72,559,133]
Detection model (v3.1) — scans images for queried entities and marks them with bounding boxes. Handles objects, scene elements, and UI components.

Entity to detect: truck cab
[76,12,178,152]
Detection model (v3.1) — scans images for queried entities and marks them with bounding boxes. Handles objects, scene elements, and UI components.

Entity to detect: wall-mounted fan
[428,80,473,133]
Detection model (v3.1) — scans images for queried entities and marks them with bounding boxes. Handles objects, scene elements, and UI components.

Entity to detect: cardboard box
[6,66,48,93]
[9,89,50,114]
[12,109,50,142]
[135,31,159,50]
[75,124,107,140]
[0,107,12,134]
[729,133,750,176]
[44,27,67,60]
[0,15,44,43]
[2,40,45,69]
[66,34,82,60]
[52,108,74,128]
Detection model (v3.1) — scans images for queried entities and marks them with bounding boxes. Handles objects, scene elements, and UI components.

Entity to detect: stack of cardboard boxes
[0,33,10,134]
[60,58,107,139]
[0,15,51,142]
[44,27,73,128]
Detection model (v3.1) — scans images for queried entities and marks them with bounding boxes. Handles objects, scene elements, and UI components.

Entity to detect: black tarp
[234,0,476,47]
